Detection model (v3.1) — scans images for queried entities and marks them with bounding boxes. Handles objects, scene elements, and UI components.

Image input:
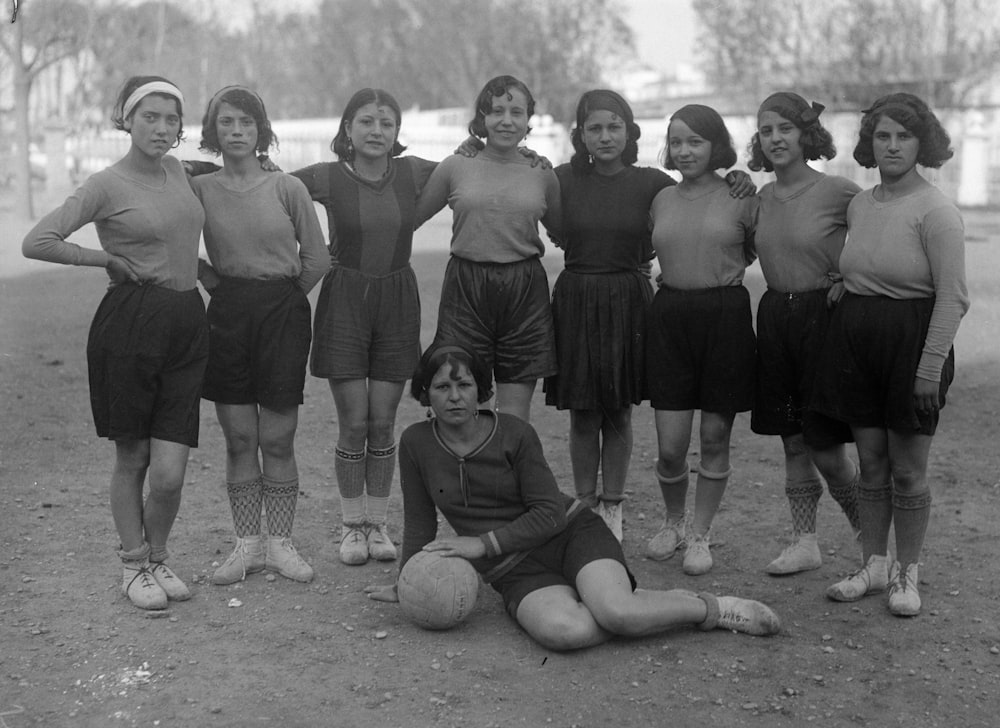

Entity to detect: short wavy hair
[468,75,535,139]
[410,343,494,407]
[747,92,837,172]
[853,93,953,169]
[112,75,185,147]
[199,87,277,156]
[660,104,737,172]
[569,89,641,174]
[331,88,407,161]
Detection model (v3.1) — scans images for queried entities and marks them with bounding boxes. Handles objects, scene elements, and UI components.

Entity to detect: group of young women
[23,71,966,642]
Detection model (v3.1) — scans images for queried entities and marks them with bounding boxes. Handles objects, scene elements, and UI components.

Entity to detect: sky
[625,0,697,76]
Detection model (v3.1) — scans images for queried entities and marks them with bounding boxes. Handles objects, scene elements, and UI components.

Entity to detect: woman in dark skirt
[544,90,675,542]
[813,93,969,617]
[22,76,207,611]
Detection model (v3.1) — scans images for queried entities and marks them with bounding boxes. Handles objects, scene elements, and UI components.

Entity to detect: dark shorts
[433,256,556,383]
[646,285,756,412]
[752,288,853,449]
[203,277,311,410]
[811,293,954,436]
[87,283,208,447]
[311,265,421,382]
[490,509,636,617]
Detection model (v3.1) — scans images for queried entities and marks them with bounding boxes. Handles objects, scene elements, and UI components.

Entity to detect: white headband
[122,81,184,120]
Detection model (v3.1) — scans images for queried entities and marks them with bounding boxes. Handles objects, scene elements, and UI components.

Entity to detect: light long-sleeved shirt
[841,184,969,381]
[755,174,861,292]
[191,171,328,292]
[414,149,561,263]
[22,155,204,291]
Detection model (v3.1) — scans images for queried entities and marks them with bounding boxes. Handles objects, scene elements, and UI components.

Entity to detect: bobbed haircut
[410,343,494,407]
[660,104,737,171]
[570,89,641,174]
[112,75,185,147]
[747,96,837,172]
[468,75,535,139]
[199,87,277,156]
[853,92,953,169]
[331,88,407,160]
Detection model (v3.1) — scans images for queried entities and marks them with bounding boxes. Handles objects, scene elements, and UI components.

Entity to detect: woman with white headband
[190,86,328,586]
[22,75,207,611]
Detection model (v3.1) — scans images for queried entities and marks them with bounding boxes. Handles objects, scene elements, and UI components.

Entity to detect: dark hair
[410,344,494,407]
[853,93,953,169]
[569,89,641,174]
[199,87,277,156]
[747,93,837,172]
[468,75,535,139]
[660,104,737,171]
[330,88,407,160]
[112,75,185,147]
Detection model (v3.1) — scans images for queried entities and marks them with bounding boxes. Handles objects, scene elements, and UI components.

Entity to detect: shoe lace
[127,566,158,591]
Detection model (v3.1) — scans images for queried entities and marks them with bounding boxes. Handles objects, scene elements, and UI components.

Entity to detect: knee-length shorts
[87,283,208,447]
[203,277,311,410]
[433,256,556,383]
[646,285,756,412]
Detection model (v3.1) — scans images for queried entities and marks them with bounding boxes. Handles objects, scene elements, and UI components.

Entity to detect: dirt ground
[2,201,999,728]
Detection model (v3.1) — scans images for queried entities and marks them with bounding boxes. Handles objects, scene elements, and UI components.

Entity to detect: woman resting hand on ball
[365,343,781,650]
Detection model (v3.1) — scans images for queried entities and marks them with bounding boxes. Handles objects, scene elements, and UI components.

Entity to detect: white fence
[38,107,1000,207]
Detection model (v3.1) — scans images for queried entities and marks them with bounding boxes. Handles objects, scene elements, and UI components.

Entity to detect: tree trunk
[12,18,35,220]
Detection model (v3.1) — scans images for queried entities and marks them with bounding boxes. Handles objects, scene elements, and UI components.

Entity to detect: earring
[346,138,355,159]
[473,409,480,420]
[425,407,433,419]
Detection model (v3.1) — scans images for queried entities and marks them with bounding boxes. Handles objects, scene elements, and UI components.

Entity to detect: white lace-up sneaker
[683,531,713,575]
[149,561,191,600]
[122,564,168,610]
[266,536,314,582]
[645,519,685,560]
[339,525,369,566]
[212,535,266,586]
[887,561,921,616]
[766,532,822,575]
[826,554,889,602]
[367,523,398,561]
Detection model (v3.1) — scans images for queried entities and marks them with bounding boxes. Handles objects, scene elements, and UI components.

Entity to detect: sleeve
[21,179,110,268]
[398,431,441,572]
[413,156,454,227]
[408,156,439,198]
[539,167,563,241]
[478,421,567,558]
[917,204,970,381]
[289,163,327,204]
[742,195,759,266]
[282,175,330,293]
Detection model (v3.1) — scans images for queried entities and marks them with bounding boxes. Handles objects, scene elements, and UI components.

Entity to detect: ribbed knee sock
[263,476,299,538]
[786,476,823,534]
[828,469,862,533]
[335,447,366,525]
[227,476,264,537]
[365,443,396,525]
[893,490,932,568]
[859,480,893,560]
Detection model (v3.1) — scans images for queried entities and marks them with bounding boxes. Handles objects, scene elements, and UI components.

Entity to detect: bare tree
[0,0,94,218]
[692,0,1000,109]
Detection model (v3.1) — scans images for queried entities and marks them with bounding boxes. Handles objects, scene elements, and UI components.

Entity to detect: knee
[367,418,396,448]
[259,430,295,462]
[525,611,600,652]
[116,440,151,473]
[890,463,927,492]
[590,602,634,636]
[224,427,257,459]
[338,420,369,449]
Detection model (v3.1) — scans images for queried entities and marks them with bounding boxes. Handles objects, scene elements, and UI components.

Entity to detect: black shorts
[433,256,556,383]
[489,509,636,617]
[87,283,208,447]
[811,293,954,436]
[752,288,852,449]
[646,285,756,412]
[203,277,312,410]
[311,265,421,382]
